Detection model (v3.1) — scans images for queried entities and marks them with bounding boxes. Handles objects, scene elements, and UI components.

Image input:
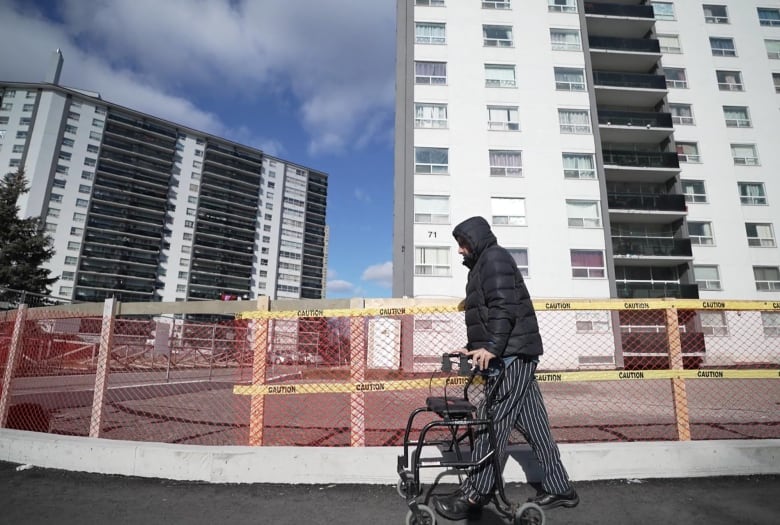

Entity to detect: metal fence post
[249,296,270,446]
[665,306,691,441]
[349,298,367,447]
[0,304,28,428]
[89,298,117,438]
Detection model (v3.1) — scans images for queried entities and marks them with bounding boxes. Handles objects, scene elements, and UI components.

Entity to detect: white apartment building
[393,0,780,303]
[0,51,328,303]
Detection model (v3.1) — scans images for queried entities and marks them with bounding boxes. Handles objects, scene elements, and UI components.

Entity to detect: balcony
[612,237,693,265]
[616,281,699,299]
[593,71,667,106]
[602,149,680,184]
[589,36,661,73]
[608,193,687,223]
[584,2,655,39]
[598,110,673,144]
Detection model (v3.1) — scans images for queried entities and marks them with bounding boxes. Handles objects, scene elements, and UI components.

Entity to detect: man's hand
[466,348,495,370]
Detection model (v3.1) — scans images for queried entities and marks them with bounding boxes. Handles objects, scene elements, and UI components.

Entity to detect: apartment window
[549,0,576,13]
[186,208,196,216]
[676,142,700,163]
[414,103,448,129]
[22,104,34,112]
[415,147,449,174]
[53,177,66,187]
[570,250,605,278]
[716,70,743,91]
[70,227,83,236]
[773,73,780,93]
[559,109,591,133]
[178,271,188,279]
[417,0,445,4]
[701,312,728,336]
[64,256,77,266]
[67,241,81,251]
[64,125,77,134]
[562,153,596,179]
[554,67,585,91]
[184,220,195,228]
[95,106,106,115]
[758,7,780,26]
[682,180,707,203]
[710,37,736,57]
[694,265,722,291]
[566,200,601,228]
[483,25,513,47]
[669,104,694,125]
[658,34,681,53]
[415,22,446,44]
[84,158,96,167]
[415,61,447,84]
[15,131,28,139]
[49,193,63,203]
[746,223,776,247]
[61,271,75,281]
[762,312,780,336]
[754,266,780,291]
[75,198,89,208]
[187,196,198,204]
[0,116,7,124]
[489,150,522,177]
[651,2,675,20]
[415,246,450,276]
[180,258,190,266]
[58,151,72,161]
[9,159,21,168]
[18,117,31,126]
[550,29,581,51]
[688,221,714,245]
[13,145,25,154]
[487,106,520,131]
[81,170,94,180]
[89,131,101,140]
[491,197,526,226]
[192,160,202,169]
[723,106,751,127]
[61,138,75,148]
[739,182,767,205]
[59,286,73,296]
[665,68,688,88]
[485,64,516,87]
[414,195,450,224]
[72,212,86,223]
[176,285,187,293]
[703,5,728,24]
[68,111,80,121]
[483,0,511,8]
[183,232,193,241]
[92,118,104,127]
[506,248,529,277]
[767,39,780,59]
[86,144,99,154]
[731,144,759,166]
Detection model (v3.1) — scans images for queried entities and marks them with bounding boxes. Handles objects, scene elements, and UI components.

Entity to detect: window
[694,265,721,291]
[506,248,529,277]
[46,207,60,218]
[415,61,446,84]
[87,144,99,153]
[70,227,83,236]
[701,312,728,336]
[22,104,34,112]
[758,7,780,26]
[682,180,707,203]
[58,151,72,161]
[676,142,700,163]
[186,208,196,216]
[485,64,516,87]
[710,37,736,57]
[563,153,596,179]
[491,197,526,226]
[558,109,591,133]
[18,117,31,126]
[773,73,780,93]
[723,106,751,127]
[416,0,445,5]
[67,111,80,121]
[9,159,21,167]
[49,193,63,203]
[75,198,89,208]
[67,241,81,251]
[13,145,25,153]
[414,103,448,128]
[554,67,585,91]
[716,70,743,91]
[415,147,448,174]
[550,29,581,51]
[669,103,694,125]
[651,2,675,20]
[72,212,86,223]
[483,0,510,8]
[483,25,513,47]
[180,258,190,266]
[549,0,576,13]
[81,170,94,180]
[575,312,610,333]
[415,246,450,276]
[61,271,75,281]
[767,39,780,59]
[570,250,605,278]
[761,312,780,336]
[688,221,714,245]
[64,256,77,266]
[176,285,187,293]
[84,158,96,167]
[53,178,66,188]
[566,200,601,228]
[739,182,767,205]
[746,223,776,247]
[703,5,728,24]
[89,131,101,140]
[754,266,780,291]
[415,22,446,44]
[92,118,104,127]
[15,131,28,139]
[61,138,74,148]
[64,125,77,134]
[184,220,194,228]
[192,160,202,169]
[665,68,688,88]
[489,150,522,177]
[178,271,188,279]
[731,144,759,166]
[487,105,520,131]
[59,286,73,296]
[414,195,449,224]
[658,34,681,53]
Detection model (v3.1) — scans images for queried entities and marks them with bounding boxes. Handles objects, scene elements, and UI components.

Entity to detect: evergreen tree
[0,167,56,305]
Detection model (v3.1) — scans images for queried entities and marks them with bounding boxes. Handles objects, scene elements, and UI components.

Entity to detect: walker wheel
[396,476,413,499]
[514,502,545,525]
[405,504,436,525]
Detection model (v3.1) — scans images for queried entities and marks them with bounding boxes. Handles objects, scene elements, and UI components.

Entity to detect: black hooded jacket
[452,216,543,358]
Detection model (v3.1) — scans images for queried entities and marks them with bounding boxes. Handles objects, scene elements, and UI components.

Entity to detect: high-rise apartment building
[0,51,328,303]
[394,0,780,302]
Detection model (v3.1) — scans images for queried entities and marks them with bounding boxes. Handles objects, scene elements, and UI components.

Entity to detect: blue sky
[0,0,396,299]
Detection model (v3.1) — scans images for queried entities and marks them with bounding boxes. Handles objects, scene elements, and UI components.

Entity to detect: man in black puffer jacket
[432,216,578,521]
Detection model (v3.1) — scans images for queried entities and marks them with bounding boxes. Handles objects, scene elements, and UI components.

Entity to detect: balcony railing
[599,110,673,128]
[603,150,680,169]
[593,71,667,90]
[612,237,693,257]
[608,193,686,212]
[616,282,699,299]
[589,35,660,53]
[584,2,655,19]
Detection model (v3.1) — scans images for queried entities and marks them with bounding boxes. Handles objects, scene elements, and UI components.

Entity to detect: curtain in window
[570,250,603,267]
[488,106,516,122]
[695,266,719,281]
[658,35,679,49]
[416,23,445,41]
[415,61,446,78]
[415,147,448,165]
[415,104,447,122]
[652,2,674,18]
[415,195,449,215]
[665,68,685,81]
[671,105,692,117]
[562,154,594,170]
[710,38,733,51]
[758,8,780,23]
[415,247,448,266]
[740,184,764,197]
[746,223,772,238]
[724,106,747,121]
[731,144,755,158]
[559,110,589,125]
[566,200,599,219]
[507,249,528,267]
[489,150,521,167]
[676,143,698,155]
[484,26,511,41]
[486,65,515,83]
[754,267,780,281]
[491,197,524,216]
[765,40,780,54]
[555,68,584,83]
[550,29,579,47]
[689,222,712,236]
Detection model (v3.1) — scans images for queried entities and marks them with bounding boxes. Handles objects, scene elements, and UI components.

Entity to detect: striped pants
[461,357,572,501]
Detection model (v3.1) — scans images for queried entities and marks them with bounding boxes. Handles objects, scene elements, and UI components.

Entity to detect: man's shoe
[528,488,579,510]
[432,492,483,521]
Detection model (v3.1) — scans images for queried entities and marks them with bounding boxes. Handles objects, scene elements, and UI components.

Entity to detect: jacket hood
[452,216,497,269]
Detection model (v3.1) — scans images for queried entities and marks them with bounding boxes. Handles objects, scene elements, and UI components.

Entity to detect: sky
[0,0,397,299]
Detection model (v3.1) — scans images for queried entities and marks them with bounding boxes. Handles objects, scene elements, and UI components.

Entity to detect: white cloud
[361,262,392,288]
[354,188,372,204]
[327,279,354,295]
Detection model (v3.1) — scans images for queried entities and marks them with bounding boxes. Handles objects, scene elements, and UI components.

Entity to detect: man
[432,216,578,521]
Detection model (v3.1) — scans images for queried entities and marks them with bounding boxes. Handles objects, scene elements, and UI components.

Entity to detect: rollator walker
[396,353,545,525]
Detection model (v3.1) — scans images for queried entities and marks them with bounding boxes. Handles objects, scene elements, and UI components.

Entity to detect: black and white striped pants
[461,357,572,501]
